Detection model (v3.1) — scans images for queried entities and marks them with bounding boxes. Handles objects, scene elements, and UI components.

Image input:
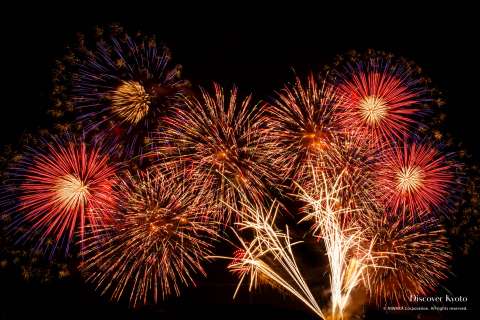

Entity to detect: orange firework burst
[263,74,339,184]
[361,215,451,306]
[6,137,118,254]
[153,84,276,224]
[335,57,427,145]
[374,142,456,217]
[80,169,216,306]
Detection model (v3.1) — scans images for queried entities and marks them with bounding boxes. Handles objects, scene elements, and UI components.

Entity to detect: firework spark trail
[335,58,427,146]
[80,168,217,306]
[154,84,277,224]
[214,202,326,319]
[298,169,378,319]
[5,137,118,254]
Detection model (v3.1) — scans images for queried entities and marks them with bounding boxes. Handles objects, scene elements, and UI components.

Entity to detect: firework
[154,84,276,224]
[361,215,451,306]
[216,201,326,319]
[263,74,339,184]
[2,33,463,318]
[335,56,427,145]
[374,141,456,217]
[80,169,216,307]
[6,136,117,254]
[296,134,378,217]
[73,30,189,156]
[298,171,377,319]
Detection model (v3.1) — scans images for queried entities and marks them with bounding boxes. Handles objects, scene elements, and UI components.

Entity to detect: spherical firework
[362,215,451,306]
[7,136,118,254]
[263,74,339,184]
[154,84,276,224]
[374,141,456,217]
[80,169,216,307]
[334,55,427,145]
[73,29,189,157]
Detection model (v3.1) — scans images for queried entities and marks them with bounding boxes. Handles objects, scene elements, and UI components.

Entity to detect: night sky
[1,3,479,320]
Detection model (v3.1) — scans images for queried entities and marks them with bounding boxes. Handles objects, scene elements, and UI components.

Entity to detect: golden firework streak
[213,202,325,319]
[298,169,378,319]
[213,167,382,319]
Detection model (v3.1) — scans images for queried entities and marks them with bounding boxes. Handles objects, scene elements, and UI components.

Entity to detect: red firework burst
[335,59,426,145]
[374,142,455,217]
[9,137,118,253]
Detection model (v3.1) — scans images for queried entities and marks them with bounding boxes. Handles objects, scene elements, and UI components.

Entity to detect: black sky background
[1,3,479,320]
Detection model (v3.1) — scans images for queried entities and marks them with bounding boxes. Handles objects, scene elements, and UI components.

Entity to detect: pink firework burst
[335,59,427,145]
[8,137,118,253]
[374,142,456,217]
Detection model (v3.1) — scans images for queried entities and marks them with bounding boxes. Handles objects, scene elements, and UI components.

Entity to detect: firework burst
[298,171,377,319]
[335,56,427,145]
[73,30,189,156]
[80,169,216,307]
[263,74,340,184]
[216,201,326,319]
[361,215,451,306]
[6,136,118,254]
[374,141,456,217]
[154,84,276,224]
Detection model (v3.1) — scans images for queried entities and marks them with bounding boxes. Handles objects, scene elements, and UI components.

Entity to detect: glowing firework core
[396,166,424,194]
[359,95,388,125]
[303,132,328,150]
[55,174,89,205]
[215,151,228,161]
[111,80,150,124]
